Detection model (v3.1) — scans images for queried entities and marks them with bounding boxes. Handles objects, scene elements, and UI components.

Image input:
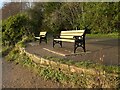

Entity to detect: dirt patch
[2,59,66,88]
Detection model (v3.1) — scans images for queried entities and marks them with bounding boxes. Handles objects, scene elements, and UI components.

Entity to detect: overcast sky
[0,0,11,8]
[0,0,4,8]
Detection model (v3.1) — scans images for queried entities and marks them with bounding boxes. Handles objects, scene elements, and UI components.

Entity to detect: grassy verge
[87,33,119,39]
[43,56,119,74]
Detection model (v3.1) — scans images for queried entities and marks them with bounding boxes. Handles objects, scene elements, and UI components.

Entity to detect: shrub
[2,13,32,46]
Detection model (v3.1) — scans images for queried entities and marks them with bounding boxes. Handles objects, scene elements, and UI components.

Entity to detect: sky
[0,0,4,8]
[0,0,11,9]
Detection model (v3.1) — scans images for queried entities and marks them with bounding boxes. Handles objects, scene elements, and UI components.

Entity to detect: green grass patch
[87,33,119,39]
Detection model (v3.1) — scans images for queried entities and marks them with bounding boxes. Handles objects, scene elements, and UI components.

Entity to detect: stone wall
[19,47,98,75]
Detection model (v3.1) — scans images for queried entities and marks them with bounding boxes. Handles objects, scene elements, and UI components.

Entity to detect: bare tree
[2,2,30,20]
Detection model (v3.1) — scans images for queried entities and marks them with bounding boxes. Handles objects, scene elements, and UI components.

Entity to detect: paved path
[26,37,119,65]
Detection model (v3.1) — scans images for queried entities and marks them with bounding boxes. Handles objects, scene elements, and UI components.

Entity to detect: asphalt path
[26,38,119,65]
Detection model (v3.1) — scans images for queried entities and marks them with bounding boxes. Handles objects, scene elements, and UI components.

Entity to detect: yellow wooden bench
[35,31,47,44]
[53,30,86,53]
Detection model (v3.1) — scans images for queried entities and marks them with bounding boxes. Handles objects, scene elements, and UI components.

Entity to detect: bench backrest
[39,32,47,36]
[60,30,85,39]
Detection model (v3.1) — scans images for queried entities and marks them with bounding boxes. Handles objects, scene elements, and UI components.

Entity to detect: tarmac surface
[26,37,119,66]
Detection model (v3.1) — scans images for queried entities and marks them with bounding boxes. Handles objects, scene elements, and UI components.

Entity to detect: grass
[87,33,119,39]
[43,56,119,74]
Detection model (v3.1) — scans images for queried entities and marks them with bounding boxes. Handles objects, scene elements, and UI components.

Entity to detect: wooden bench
[35,31,47,44]
[53,30,86,53]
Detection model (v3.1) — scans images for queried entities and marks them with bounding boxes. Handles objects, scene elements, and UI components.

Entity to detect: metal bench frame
[53,30,86,53]
[35,32,47,44]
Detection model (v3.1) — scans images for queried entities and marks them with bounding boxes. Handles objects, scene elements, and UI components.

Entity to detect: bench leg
[74,42,77,53]
[60,41,62,47]
[74,41,86,53]
[53,40,55,48]
[82,41,86,52]
[39,39,41,44]
[53,40,62,48]
[45,37,47,44]
[74,46,77,53]
[82,46,86,52]
[39,37,47,44]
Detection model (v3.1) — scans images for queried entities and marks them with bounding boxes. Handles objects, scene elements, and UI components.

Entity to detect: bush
[2,13,32,46]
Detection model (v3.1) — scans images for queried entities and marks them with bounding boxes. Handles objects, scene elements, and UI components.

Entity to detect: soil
[2,59,66,88]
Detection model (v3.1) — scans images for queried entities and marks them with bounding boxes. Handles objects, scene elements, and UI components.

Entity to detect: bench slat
[60,36,74,39]
[35,37,40,39]
[60,36,83,39]
[61,30,85,33]
[61,30,85,36]
[54,39,75,42]
[40,32,47,35]
[61,30,84,33]
[60,33,83,36]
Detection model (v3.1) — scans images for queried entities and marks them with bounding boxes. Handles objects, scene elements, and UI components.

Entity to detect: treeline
[2,2,119,45]
[28,2,119,35]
